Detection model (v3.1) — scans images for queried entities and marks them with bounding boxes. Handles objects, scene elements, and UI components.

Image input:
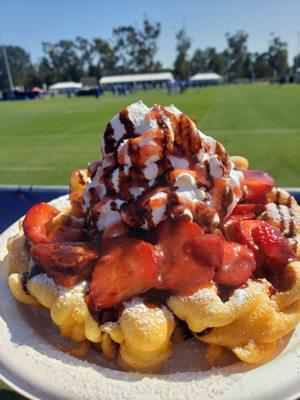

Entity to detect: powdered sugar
[230,289,248,307]
[0,198,300,399]
[122,298,173,331]
[29,273,87,298]
[263,202,295,236]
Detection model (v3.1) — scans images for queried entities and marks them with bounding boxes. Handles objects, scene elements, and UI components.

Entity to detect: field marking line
[199,88,224,128]
[0,127,299,140]
[199,105,215,128]
[0,122,100,140]
[0,167,58,171]
[206,128,300,134]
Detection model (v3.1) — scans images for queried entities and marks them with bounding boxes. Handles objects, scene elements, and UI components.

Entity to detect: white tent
[49,82,82,94]
[189,72,222,85]
[100,72,174,86]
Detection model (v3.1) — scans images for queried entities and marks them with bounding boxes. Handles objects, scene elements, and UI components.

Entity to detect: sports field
[0,83,299,187]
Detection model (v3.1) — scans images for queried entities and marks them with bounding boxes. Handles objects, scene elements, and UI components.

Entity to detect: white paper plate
[0,196,300,400]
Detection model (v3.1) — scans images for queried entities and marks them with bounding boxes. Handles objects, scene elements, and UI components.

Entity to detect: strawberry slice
[241,170,275,203]
[23,203,60,244]
[214,242,256,286]
[252,223,295,270]
[223,219,263,250]
[158,219,223,295]
[31,243,99,288]
[23,202,83,244]
[47,225,84,243]
[223,203,263,236]
[231,203,264,218]
[90,237,159,310]
[225,219,295,271]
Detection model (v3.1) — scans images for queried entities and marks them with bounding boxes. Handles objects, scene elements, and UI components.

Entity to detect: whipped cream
[83,101,243,236]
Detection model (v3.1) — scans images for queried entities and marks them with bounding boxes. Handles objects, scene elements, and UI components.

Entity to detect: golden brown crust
[7,232,30,274]
[6,154,300,371]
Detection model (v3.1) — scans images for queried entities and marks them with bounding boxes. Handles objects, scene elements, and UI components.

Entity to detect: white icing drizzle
[83,101,243,234]
[168,155,189,169]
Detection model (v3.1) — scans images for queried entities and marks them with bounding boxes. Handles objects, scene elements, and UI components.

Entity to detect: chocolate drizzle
[103,123,116,154]
[119,109,136,137]
[84,102,243,236]
[21,262,44,294]
[262,202,297,238]
[215,142,231,173]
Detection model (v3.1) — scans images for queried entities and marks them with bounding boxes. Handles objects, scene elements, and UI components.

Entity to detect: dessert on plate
[7,101,300,372]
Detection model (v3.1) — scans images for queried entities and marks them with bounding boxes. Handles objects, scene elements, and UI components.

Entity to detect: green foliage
[294,54,300,71]
[0,25,297,91]
[0,18,162,90]
[226,31,249,80]
[0,84,299,187]
[174,29,192,80]
[113,18,161,73]
[190,48,226,76]
[75,36,94,75]
[178,30,293,81]
[91,38,116,78]
[41,40,84,82]
[0,46,33,90]
[253,52,272,79]
[268,34,289,77]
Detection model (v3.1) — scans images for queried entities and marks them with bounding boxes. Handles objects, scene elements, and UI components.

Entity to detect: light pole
[0,19,14,91]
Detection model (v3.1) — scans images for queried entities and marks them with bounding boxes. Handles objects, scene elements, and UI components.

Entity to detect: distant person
[118,85,127,96]
[166,82,172,95]
[179,82,188,94]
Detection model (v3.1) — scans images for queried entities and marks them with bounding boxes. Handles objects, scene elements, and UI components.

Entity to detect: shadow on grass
[0,388,26,400]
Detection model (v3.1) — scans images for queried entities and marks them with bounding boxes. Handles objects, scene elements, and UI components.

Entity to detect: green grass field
[0,83,299,396]
[0,83,299,187]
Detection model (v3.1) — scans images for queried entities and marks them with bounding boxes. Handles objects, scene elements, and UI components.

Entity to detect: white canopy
[190,72,222,82]
[49,82,82,90]
[100,72,174,85]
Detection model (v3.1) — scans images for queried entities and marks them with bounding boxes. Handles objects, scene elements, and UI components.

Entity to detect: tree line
[174,29,295,81]
[0,18,299,91]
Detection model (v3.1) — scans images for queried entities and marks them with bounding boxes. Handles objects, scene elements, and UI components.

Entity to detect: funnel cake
[7,101,300,373]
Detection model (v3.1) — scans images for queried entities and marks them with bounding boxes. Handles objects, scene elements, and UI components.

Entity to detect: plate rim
[0,371,38,400]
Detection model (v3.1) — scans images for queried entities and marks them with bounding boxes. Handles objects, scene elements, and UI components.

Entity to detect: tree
[268,34,288,77]
[135,18,161,71]
[208,50,226,75]
[0,45,33,90]
[22,64,42,88]
[190,49,207,75]
[92,39,117,79]
[242,52,254,79]
[113,18,161,73]
[41,40,84,82]
[38,56,56,86]
[113,25,139,73]
[226,31,248,81]
[294,54,300,72]
[173,29,191,80]
[75,36,94,76]
[253,52,272,79]
[190,47,226,76]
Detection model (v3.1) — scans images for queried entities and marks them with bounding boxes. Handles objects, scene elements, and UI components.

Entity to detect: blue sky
[1,0,300,67]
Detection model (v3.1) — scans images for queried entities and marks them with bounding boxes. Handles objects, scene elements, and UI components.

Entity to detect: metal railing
[0,185,299,233]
